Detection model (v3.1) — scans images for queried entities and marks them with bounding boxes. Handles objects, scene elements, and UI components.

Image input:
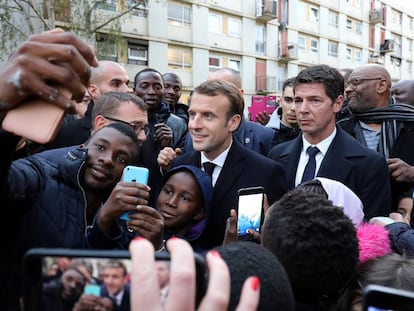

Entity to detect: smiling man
[158,79,287,248]
[267,64,391,220]
[0,122,145,309]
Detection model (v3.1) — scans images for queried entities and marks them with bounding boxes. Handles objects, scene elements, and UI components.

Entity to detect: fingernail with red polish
[133,236,144,242]
[251,276,260,291]
[210,250,221,258]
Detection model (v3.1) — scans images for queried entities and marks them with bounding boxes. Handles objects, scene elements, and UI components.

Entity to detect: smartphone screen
[23,248,207,311]
[121,166,149,220]
[363,284,414,311]
[237,186,264,237]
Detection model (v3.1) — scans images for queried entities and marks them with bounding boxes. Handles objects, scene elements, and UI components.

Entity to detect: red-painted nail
[209,249,221,258]
[251,276,260,291]
[133,236,144,242]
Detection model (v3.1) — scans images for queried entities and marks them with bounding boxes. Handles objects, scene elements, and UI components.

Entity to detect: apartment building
[91,0,412,111]
[5,0,413,112]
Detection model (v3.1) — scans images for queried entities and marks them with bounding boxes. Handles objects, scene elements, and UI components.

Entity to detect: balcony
[380,39,394,53]
[278,43,298,62]
[256,0,277,22]
[369,9,383,24]
[368,55,384,65]
[255,75,280,93]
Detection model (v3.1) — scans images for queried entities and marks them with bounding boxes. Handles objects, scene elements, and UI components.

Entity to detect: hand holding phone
[120,165,149,220]
[237,186,264,239]
[2,88,71,144]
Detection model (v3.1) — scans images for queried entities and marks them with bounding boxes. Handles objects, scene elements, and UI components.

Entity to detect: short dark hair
[261,189,359,307]
[88,122,139,153]
[92,91,147,121]
[213,241,295,311]
[133,67,163,90]
[294,65,344,103]
[102,260,128,277]
[193,79,244,119]
[282,77,296,92]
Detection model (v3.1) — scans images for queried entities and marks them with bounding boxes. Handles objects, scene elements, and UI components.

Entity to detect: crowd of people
[1,28,414,310]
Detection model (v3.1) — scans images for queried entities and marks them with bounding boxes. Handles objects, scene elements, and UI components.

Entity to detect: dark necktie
[301,146,320,183]
[203,162,216,178]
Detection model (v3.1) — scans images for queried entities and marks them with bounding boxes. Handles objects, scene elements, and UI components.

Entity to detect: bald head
[349,64,391,88]
[89,61,130,99]
[346,64,391,111]
[208,68,242,90]
[391,80,414,105]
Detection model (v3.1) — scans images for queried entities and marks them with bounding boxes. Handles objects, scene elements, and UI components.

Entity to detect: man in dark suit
[268,64,391,220]
[100,260,130,311]
[158,79,287,249]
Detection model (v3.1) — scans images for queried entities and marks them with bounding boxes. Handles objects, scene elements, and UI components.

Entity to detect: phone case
[2,99,65,144]
[121,166,149,220]
[236,186,264,237]
[84,284,101,296]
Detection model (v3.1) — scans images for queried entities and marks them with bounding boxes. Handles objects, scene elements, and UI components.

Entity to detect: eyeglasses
[346,77,382,88]
[103,115,150,136]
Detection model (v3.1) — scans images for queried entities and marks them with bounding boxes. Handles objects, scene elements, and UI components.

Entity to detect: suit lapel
[213,141,245,200]
[278,137,303,188]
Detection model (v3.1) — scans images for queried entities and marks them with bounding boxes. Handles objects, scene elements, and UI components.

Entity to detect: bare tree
[0,0,165,61]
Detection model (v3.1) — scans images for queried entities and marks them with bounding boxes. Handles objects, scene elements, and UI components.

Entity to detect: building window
[96,36,117,61]
[228,59,240,72]
[168,47,192,70]
[328,11,338,28]
[328,41,338,57]
[127,44,148,65]
[168,3,191,26]
[310,7,319,22]
[355,22,362,35]
[228,18,241,37]
[346,19,352,30]
[209,13,222,33]
[209,55,222,69]
[310,39,318,53]
[256,25,265,53]
[346,48,351,60]
[127,0,147,17]
[298,36,305,51]
[98,0,117,11]
[408,39,413,52]
[355,49,361,62]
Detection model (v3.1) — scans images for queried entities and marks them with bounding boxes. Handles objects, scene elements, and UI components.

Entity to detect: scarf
[352,103,414,158]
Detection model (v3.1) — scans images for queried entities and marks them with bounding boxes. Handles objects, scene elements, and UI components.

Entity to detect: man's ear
[228,114,242,132]
[94,115,108,131]
[88,83,99,100]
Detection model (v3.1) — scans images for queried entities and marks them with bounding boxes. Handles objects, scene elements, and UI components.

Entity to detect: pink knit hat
[357,222,392,264]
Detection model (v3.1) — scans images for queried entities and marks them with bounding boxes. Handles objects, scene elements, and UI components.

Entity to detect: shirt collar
[301,127,336,156]
[201,138,232,169]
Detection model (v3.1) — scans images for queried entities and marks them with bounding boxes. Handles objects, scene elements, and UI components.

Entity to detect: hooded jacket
[87,165,213,252]
[155,164,213,249]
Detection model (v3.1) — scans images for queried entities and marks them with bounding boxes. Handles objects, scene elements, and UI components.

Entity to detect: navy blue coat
[171,139,288,249]
[267,126,392,219]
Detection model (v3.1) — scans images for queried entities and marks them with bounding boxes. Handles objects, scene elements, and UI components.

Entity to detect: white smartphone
[237,186,264,239]
[120,165,149,220]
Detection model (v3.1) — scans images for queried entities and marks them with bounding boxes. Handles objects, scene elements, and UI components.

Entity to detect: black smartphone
[363,284,414,311]
[23,248,207,311]
[236,186,264,239]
